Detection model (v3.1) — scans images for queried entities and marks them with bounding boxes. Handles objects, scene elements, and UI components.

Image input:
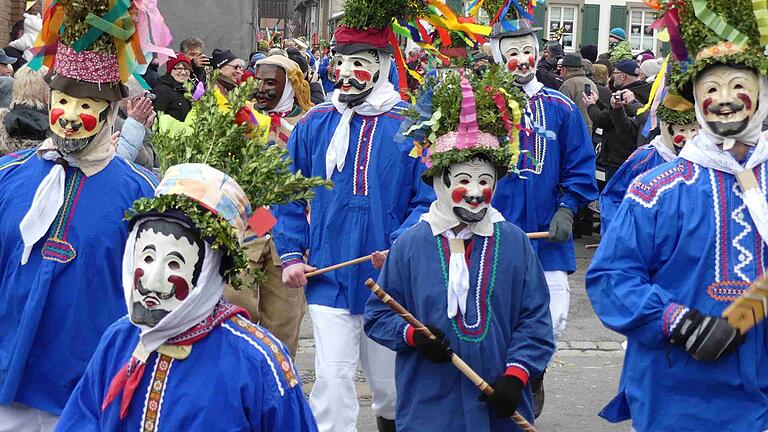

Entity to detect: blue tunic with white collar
[271,101,434,314]
[600,143,670,234]
[492,87,598,273]
[56,315,318,431]
[587,158,768,432]
[0,149,157,414]
[364,220,554,431]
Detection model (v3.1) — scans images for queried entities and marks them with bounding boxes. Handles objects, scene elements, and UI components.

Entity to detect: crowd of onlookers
[0,16,664,212]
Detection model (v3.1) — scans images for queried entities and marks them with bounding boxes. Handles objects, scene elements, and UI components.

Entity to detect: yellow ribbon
[468,0,485,17]
[426,0,492,37]
[499,88,523,167]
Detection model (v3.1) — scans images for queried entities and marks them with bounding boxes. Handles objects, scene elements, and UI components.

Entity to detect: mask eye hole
[144,256,154,264]
[168,261,180,271]
[459,179,470,185]
[734,83,744,90]
[59,98,67,104]
[707,87,717,94]
[479,180,488,186]
[81,103,90,109]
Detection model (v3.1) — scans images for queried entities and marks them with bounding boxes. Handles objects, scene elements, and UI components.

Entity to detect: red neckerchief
[101,300,249,420]
[268,110,292,146]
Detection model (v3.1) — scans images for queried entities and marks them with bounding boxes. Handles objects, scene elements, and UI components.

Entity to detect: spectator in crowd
[317,49,336,99]
[115,77,158,170]
[581,58,594,80]
[0,49,17,108]
[580,44,597,63]
[635,49,655,64]
[180,37,209,85]
[286,47,325,104]
[0,65,48,154]
[473,52,491,76]
[559,53,594,132]
[592,64,609,86]
[584,60,650,180]
[153,52,193,121]
[599,28,633,63]
[638,57,663,83]
[248,51,267,73]
[141,55,160,89]
[6,13,40,66]
[3,20,26,71]
[211,49,243,95]
[537,41,565,89]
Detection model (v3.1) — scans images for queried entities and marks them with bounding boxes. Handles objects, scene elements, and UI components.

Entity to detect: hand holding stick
[364,279,537,432]
[305,232,550,278]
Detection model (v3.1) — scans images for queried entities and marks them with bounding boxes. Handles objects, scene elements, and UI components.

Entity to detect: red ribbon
[388,30,410,101]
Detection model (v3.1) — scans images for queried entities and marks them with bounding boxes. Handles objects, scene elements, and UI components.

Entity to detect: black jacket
[153,74,192,122]
[588,80,652,168]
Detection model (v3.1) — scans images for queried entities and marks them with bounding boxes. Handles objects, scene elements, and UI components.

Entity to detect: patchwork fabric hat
[654,0,768,93]
[401,65,528,183]
[29,0,173,101]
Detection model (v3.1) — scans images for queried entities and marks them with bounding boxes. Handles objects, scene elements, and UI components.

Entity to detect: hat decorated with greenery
[651,0,768,93]
[28,0,173,102]
[656,92,697,125]
[401,65,527,182]
[128,77,330,288]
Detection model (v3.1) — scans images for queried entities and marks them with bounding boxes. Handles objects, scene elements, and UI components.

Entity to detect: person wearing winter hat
[588,0,768,430]
[638,57,662,83]
[580,44,598,63]
[0,0,168,428]
[365,69,554,431]
[560,53,595,131]
[286,47,325,104]
[223,54,313,358]
[271,1,439,430]
[488,0,598,417]
[153,52,194,122]
[609,27,626,42]
[537,41,565,89]
[211,48,243,95]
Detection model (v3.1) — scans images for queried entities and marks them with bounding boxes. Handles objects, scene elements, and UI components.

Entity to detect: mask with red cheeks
[130,218,204,328]
[694,64,760,138]
[498,34,538,86]
[433,158,497,224]
[48,89,110,154]
[332,49,381,104]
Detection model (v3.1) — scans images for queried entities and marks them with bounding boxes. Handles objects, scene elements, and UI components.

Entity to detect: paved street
[294,235,629,431]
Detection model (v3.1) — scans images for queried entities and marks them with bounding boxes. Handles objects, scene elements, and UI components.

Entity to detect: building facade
[1,0,29,47]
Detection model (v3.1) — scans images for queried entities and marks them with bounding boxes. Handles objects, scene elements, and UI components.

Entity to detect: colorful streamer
[752,0,768,47]
[455,72,479,150]
[692,0,750,46]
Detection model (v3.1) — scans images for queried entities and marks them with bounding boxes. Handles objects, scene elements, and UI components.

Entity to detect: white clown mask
[496,34,538,86]
[433,157,498,224]
[661,121,699,153]
[131,218,204,328]
[332,49,381,104]
[693,65,760,139]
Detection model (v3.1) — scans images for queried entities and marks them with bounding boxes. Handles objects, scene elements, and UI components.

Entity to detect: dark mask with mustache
[255,89,278,110]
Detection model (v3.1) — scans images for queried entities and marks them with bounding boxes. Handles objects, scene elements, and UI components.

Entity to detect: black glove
[670,309,745,362]
[412,325,453,363]
[479,375,525,418]
[548,207,573,243]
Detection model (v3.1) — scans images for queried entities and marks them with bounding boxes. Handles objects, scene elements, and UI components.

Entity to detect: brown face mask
[254,64,287,112]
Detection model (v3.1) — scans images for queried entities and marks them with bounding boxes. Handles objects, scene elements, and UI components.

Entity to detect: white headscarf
[326,53,402,179]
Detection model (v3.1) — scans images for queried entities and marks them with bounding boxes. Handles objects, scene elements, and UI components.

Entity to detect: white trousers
[0,404,58,432]
[308,304,397,432]
[544,270,570,346]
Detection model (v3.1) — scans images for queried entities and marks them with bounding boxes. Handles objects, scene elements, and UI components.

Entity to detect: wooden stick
[305,232,551,278]
[364,278,537,432]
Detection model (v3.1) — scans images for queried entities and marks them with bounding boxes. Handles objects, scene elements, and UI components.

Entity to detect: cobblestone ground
[294,235,629,431]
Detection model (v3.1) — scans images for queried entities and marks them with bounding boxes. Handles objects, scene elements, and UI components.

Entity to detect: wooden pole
[364,279,537,432]
[305,232,551,278]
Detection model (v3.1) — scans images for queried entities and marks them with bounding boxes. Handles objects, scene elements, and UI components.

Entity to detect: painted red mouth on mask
[673,135,685,144]
[168,275,190,301]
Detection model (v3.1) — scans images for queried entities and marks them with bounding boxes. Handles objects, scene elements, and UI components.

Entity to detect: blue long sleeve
[116,117,146,163]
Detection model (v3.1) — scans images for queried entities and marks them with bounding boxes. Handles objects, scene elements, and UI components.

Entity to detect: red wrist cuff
[405,325,416,347]
[504,365,529,386]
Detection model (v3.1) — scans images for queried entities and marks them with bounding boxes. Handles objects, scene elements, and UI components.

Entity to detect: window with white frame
[629,9,657,53]
[547,5,577,51]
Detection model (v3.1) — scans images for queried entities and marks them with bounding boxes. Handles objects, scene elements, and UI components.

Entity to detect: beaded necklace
[436,223,500,342]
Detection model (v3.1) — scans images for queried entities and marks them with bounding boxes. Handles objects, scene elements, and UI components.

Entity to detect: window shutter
[609,5,627,32]
[534,4,546,46]
[582,4,599,46]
